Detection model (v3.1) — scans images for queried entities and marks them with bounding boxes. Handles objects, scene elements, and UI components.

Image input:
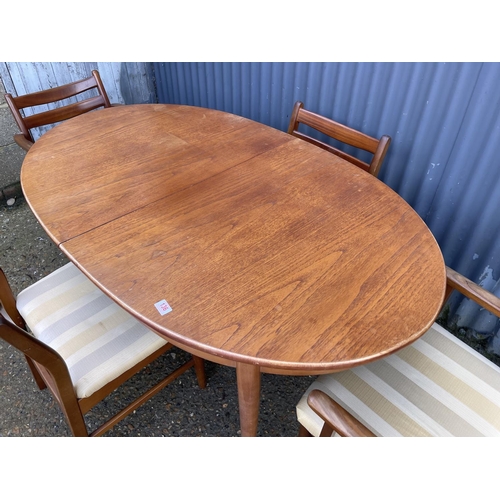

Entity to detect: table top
[21,104,446,375]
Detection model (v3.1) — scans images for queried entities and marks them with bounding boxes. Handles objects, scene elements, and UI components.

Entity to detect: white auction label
[154,299,172,316]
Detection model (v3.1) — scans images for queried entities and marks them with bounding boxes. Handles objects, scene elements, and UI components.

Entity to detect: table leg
[236,362,261,437]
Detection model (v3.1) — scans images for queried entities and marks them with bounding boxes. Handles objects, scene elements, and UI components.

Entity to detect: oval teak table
[21,104,446,436]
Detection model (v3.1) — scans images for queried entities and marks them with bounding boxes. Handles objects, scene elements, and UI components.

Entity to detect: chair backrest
[287,101,391,177]
[4,70,112,151]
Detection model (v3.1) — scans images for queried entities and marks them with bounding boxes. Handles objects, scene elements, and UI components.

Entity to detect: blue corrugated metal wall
[153,62,500,352]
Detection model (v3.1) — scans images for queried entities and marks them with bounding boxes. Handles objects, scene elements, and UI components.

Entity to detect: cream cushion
[297,322,500,436]
[16,263,167,399]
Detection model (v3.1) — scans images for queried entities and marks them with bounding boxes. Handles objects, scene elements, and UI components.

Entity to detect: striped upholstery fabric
[16,263,167,399]
[296,322,500,436]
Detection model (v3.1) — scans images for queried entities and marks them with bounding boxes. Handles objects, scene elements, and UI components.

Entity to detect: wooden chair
[287,101,391,177]
[4,70,114,152]
[296,267,500,436]
[0,262,206,437]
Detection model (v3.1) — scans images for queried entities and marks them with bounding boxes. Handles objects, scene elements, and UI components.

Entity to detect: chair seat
[16,263,167,399]
[297,322,500,436]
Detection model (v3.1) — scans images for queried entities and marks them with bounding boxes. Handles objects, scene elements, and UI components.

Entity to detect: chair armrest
[446,266,500,317]
[14,134,33,152]
[307,389,376,437]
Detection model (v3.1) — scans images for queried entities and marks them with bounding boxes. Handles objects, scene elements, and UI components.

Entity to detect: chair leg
[25,355,47,390]
[193,356,206,389]
[298,424,313,437]
[64,408,90,437]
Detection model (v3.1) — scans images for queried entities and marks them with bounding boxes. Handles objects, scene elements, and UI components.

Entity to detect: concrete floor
[0,199,315,437]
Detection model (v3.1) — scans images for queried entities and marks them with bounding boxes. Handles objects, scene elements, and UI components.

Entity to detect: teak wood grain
[21,104,446,435]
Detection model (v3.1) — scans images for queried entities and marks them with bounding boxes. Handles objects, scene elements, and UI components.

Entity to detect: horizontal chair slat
[298,108,379,153]
[13,77,98,108]
[23,96,107,129]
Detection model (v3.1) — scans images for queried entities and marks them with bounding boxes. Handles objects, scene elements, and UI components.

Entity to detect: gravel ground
[0,199,314,437]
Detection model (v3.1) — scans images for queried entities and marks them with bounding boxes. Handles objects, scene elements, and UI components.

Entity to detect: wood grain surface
[21,104,446,375]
